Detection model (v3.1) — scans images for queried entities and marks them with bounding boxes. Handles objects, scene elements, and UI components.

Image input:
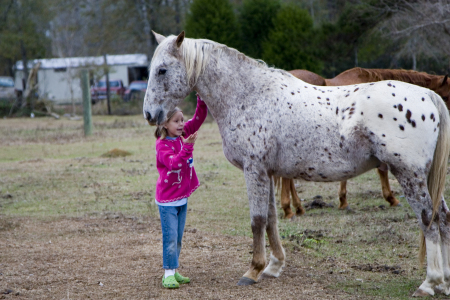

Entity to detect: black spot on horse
[422,115,425,121]
[412,121,416,128]
[354,88,359,92]
[404,97,407,101]
[421,209,430,227]
[291,92,295,95]
[382,134,385,137]
[393,105,397,108]
[392,93,395,97]
[406,110,412,123]
[398,104,403,112]
[399,125,404,131]
[430,113,435,120]
[393,118,397,121]
[367,96,370,99]
[361,112,364,115]
[381,143,386,146]
[388,83,392,87]
[336,107,339,115]
[422,97,425,101]
[242,105,245,110]
[378,114,383,119]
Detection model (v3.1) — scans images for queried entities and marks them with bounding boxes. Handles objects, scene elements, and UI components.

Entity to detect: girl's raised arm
[184,95,207,136]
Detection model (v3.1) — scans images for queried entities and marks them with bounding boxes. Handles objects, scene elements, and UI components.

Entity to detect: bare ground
[0,215,359,300]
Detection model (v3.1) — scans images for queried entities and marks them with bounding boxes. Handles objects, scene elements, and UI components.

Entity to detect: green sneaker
[162,275,179,288]
[174,272,190,284]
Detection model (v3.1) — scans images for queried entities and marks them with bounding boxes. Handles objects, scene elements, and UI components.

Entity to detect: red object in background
[123,80,147,102]
[90,80,126,103]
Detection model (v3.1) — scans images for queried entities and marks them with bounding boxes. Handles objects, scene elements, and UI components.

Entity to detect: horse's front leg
[290,179,305,216]
[376,165,400,207]
[237,165,271,286]
[261,176,285,279]
[280,178,294,218]
[338,180,348,209]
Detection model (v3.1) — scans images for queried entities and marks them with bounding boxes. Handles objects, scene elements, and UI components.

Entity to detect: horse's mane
[154,35,284,87]
[357,68,444,89]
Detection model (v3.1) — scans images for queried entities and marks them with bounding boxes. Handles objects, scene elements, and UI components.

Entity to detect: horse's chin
[146,119,157,126]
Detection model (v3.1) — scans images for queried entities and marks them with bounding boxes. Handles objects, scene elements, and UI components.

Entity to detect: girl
[154,94,207,288]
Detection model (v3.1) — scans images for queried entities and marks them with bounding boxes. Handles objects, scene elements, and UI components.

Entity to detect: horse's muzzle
[144,109,164,125]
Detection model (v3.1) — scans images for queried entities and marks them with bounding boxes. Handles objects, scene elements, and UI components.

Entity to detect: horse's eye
[158,69,167,75]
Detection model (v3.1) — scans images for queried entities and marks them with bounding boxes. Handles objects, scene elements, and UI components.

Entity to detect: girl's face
[164,111,184,137]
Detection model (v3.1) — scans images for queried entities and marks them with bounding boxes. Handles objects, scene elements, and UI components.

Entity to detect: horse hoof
[237,277,256,286]
[412,288,431,297]
[260,273,277,280]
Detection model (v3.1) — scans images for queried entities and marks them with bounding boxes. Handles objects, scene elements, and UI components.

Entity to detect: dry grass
[1,114,450,299]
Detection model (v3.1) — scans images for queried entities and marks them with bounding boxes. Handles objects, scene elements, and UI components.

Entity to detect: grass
[2,114,450,298]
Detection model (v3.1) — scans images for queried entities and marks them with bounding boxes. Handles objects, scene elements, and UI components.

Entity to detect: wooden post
[81,69,93,136]
[103,54,111,115]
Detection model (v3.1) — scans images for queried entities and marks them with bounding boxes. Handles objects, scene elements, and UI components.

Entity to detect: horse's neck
[194,53,268,123]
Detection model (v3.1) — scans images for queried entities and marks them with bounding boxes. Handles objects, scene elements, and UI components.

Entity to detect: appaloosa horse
[276,67,450,219]
[144,31,450,297]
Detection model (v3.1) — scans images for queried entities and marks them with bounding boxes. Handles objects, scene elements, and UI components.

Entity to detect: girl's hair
[154,107,184,139]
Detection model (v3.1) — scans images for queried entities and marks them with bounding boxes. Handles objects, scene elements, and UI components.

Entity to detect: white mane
[153,35,271,87]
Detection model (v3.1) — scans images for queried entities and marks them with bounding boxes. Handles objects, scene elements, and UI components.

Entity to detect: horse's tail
[419,91,450,266]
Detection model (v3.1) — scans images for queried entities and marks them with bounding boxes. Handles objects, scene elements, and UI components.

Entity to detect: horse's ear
[441,74,449,87]
[152,31,166,44]
[175,31,185,48]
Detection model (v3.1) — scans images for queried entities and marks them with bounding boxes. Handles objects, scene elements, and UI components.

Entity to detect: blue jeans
[158,203,187,269]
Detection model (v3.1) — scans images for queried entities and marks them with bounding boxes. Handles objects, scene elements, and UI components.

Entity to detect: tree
[375,0,450,71]
[185,0,239,49]
[238,0,280,59]
[0,0,50,78]
[262,3,322,72]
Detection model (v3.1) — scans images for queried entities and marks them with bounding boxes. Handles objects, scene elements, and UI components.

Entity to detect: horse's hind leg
[436,199,450,295]
[392,171,444,296]
[281,178,294,218]
[338,181,348,209]
[290,179,305,216]
[376,165,400,206]
[261,176,286,279]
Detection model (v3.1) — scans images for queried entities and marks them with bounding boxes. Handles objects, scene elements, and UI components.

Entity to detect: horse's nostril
[145,111,151,121]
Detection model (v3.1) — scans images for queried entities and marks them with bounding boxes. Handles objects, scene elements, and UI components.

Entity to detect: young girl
[154,94,207,288]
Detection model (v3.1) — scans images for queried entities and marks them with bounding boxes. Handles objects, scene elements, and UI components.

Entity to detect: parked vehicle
[123,80,147,102]
[90,80,126,103]
[0,76,16,100]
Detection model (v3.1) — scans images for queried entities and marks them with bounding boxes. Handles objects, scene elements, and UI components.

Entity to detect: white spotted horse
[143,31,450,297]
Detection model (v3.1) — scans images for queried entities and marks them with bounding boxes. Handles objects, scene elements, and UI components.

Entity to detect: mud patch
[351,264,403,274]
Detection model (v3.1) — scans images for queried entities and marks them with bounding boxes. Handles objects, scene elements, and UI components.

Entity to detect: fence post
[81,69,93,136]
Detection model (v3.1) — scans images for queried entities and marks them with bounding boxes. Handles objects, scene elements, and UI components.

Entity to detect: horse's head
[143,31,191,125]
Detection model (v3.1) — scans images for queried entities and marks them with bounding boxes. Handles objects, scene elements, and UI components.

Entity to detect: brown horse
[277,67,450,219]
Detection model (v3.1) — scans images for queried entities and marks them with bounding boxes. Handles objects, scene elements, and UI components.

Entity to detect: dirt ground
[0,215,360,300]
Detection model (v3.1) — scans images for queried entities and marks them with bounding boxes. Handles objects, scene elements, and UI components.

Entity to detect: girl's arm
[184,95,207,136]
[156,142,194,171]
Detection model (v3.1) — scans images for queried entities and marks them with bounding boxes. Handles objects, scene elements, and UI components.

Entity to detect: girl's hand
[181,131,198,144]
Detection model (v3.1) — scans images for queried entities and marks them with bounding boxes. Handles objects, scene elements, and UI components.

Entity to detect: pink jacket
[155,96,207,203]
